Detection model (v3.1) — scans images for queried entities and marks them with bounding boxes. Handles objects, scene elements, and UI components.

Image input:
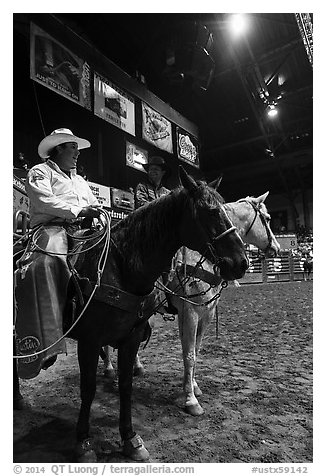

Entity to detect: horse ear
[179,166,198,193]
[252,191,269,205]
[258,191,269,204]
[208,174,223,190]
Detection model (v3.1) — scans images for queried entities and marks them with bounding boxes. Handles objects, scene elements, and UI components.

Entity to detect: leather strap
[84,281,151,314]
[178,264,222,287]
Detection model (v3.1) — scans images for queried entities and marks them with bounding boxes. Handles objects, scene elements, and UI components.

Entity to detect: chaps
[14,226,71,379]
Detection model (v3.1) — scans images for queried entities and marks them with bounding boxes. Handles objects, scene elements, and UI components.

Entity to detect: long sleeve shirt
[135,180,170,209]
[26,160,99,228]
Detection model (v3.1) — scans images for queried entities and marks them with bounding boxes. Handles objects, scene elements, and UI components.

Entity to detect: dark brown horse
[14,167,248,462]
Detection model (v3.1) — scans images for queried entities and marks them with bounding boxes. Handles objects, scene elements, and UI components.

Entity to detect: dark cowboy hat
[143,156,170,173]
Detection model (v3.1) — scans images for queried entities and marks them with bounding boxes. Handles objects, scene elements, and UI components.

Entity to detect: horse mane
[111,187,187,271]
[111,181,225,271]
[195,181,225,208]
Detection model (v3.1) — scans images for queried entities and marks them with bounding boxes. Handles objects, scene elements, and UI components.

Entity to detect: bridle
[193,198,242,269]
[237,199,275,256]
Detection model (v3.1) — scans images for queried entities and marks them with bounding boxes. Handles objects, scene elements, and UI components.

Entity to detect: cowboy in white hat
[29,127,100,227]
[135,156,170,209]
[15,128,101,379]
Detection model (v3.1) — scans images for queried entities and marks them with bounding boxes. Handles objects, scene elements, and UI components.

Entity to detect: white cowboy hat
[38,128,91,159]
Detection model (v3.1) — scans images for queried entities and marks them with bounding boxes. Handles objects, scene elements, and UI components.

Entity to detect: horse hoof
[133,366,145,377]
[104,368,116,380]
[122,434,149,461]
[185,403,204,416]
[75,439,97,463]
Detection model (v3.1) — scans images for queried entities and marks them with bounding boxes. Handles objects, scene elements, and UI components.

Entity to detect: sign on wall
[142,102,173,153]
[126,141,148,173]
[176,127,200,168]
[274,234,298,251]
[87,181,111,208]
[13,175,30,215]
[94,73,135,136]
[30,23,91,110]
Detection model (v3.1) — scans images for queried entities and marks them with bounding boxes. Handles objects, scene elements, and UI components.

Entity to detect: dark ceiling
[50,13,314,197]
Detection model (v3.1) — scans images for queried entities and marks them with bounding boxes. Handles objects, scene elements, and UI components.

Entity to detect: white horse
[102,186,280,416]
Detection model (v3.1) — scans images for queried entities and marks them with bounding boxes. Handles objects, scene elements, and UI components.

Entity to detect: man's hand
[78,206,101,219]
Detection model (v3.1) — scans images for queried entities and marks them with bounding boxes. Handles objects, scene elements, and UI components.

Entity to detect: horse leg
[101,345,116,380]
[100,346,144,380]
[193,302,217,398]
[75,339,101,463]
[118,330,149,461]
[133,352,145,377]
[177,301,204,416]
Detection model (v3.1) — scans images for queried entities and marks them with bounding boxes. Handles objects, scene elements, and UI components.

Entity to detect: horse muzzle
[218,256,249,281]
[264,242,281,258]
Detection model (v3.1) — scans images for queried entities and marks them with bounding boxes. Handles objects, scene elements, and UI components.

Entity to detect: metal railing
[240,251,312,284]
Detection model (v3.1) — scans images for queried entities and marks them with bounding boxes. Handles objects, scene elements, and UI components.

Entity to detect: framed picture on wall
[126,141,148,173]
[176,127,200,168]
[30,23,92,111]
[141,102,173,153]
[94,72,136,136]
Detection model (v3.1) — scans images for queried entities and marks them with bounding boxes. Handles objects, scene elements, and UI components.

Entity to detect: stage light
[267,104,278,118]
[229,14,248,37]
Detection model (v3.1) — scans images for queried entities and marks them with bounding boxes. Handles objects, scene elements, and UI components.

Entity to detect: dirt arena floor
[13,280,313,464]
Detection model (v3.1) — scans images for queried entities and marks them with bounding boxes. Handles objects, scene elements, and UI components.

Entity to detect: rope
[30,222,108,256]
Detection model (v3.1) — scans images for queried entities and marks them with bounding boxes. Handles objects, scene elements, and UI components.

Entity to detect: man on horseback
[14,128,101,378]
[135,156,170,208]
[135,156,178,316]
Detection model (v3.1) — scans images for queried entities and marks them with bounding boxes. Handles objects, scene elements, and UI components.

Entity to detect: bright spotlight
[229,14,248,36]
[267,104,278,118]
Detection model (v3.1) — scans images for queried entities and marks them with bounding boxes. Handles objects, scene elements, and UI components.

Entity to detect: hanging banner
[94,73,135,136]
[142,102,173,153]
[176,127,200,168]
[126,141,148,173]
[30,23,91,110]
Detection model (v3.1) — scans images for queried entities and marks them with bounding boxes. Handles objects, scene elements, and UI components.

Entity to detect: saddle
[63,228,154,345]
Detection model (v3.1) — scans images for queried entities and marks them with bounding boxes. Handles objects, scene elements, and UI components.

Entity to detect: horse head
[208,176,280,258]
[178,167,248,281]
[238,193,280,257]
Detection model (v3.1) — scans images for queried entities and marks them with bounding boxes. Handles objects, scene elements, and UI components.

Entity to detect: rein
[156,274,228,308]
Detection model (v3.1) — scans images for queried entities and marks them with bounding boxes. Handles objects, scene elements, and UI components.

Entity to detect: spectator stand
[239,232,313,284]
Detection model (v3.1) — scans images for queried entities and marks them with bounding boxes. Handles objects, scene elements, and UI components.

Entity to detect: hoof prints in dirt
[14,281,312,463]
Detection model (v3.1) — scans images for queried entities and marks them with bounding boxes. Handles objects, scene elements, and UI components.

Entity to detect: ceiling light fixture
[229,14,248,37]
[266,104,278,118]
